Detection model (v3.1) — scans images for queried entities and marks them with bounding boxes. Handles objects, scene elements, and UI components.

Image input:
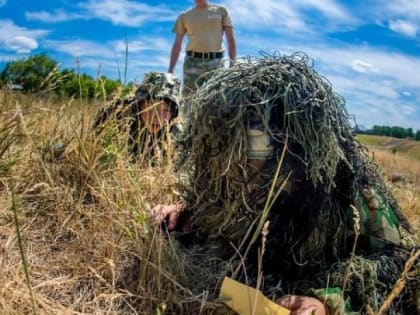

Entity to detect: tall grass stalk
[341,205,361,296]
[9,185,38,314]
[124,35,128,86]
[251,137,290,245]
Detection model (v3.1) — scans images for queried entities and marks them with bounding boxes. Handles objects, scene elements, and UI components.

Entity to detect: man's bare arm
[224,27,236,67]
[168,33,184,73]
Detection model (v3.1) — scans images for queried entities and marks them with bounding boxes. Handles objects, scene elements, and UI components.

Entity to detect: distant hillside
[356,134,420,161]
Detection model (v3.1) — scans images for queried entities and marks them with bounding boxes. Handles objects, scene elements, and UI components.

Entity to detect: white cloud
[295,0,353,21]
[25,10,84,23]
[0,20,48,53]
[317,49,420,128]
[6,36,38,53]
[295,45,420,90]
[369,1,420,38]
[79,0,176,27]
[334,88,415,129]
[220,0,357,33]
[401,104,415,115]
[389,20,418,37]
[351,60,378,74]
[0,20,49,40]
[402,91,412,96]
[377,0,420,20]
[327,74,400,100]
[111,37,172,53]
[219,0,308,31]
[43,39,115,59]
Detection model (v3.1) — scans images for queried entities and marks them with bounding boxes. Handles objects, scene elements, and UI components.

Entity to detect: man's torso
[174,5,231,52]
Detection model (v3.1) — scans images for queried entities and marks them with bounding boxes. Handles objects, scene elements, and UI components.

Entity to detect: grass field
[0,90,186,314]
[356,134,420,239]
[0,91,418,314]
[357,134,420,160]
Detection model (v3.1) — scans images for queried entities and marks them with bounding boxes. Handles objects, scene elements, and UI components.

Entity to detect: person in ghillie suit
[153,53,419,314]
[94,72,181,165]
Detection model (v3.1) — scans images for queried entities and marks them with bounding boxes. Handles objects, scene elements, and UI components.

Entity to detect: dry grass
[0,90,225,315]
[0,90,418,314]
[357,134,420,160]
[362,144,420,234]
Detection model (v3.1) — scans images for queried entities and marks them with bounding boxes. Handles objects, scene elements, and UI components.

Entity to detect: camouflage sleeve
[353,185,407,251]
[312,288,356,315]
[316,250,419,314]
[310,188,418,314]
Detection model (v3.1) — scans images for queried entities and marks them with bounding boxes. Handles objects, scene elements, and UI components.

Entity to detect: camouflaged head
[135,72,181,117]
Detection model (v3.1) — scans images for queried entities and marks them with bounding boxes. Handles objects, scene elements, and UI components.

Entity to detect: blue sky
[1,0,420,130]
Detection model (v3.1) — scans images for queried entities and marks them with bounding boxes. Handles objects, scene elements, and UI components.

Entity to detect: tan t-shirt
[172,4,233,53]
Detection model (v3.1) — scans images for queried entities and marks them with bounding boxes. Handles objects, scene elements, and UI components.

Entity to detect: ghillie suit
[176,54,419,314]
[94,72,181,164]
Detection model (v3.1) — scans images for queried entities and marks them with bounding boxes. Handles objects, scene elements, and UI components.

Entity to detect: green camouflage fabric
[135,72,181,109]
[353,186,402,250]
[313,287,354,315]
[182,56,223,115]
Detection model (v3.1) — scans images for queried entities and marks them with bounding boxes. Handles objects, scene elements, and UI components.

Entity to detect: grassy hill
[356,134,420,160]
[356,134,419,238]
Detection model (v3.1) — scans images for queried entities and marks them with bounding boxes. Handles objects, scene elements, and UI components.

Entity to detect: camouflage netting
[175,53,419,313]
[93,95,180,166]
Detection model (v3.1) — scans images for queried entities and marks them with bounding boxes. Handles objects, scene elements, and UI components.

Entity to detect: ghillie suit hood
[94,72,181,128]
[93,72,181,162]
[135,72,181,118]
[175,53,418,313]
[177,53,410,253]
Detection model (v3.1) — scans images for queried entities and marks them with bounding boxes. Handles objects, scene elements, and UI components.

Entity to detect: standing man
[168,0,236,116]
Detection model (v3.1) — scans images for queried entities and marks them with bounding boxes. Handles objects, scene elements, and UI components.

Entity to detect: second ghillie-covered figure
[174,54,418,314]
[94,72,181,165]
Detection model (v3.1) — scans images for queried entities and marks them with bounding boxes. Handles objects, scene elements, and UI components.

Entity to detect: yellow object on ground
[219,277,290,315]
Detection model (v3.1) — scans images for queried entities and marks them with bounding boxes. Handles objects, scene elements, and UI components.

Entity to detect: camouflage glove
[313,288,356,315]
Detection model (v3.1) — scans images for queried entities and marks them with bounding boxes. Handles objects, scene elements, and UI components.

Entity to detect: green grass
[356,134,420,161]
[356,134,388,146]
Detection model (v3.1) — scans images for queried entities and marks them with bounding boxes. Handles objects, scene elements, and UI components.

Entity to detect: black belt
[186,51,223,59]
